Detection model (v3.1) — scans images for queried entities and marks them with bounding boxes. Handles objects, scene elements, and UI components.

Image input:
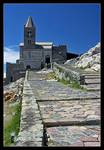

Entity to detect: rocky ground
[4,78,24,126]
[65,42,100,72]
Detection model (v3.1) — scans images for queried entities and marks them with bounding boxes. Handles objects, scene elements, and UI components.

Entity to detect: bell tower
[24,16,36,47]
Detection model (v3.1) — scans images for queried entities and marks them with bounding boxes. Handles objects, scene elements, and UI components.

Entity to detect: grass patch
[46,72,87,91]
[4,101,21,146]
[57,78,70,85]
[57,78,87,91]
[68,81,86,90]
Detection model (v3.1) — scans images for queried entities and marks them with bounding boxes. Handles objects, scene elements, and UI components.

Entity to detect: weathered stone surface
[83,141,100,146]
[38,99,100,125]
[47,125,100,146]
[65,42,100,72]
[16,77,43,146]
[16,68,100,147]
[28,74,100,101]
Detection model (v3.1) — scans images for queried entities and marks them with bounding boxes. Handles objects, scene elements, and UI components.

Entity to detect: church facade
[6,16,67,84]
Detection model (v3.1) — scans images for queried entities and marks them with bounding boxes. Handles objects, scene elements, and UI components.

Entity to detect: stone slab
[38,100,100,125]
[46,125,100,147]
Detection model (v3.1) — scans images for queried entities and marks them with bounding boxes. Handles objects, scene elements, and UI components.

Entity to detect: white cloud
[4,47,19,63]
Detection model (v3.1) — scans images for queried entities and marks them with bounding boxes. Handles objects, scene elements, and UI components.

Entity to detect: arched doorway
[45,55,51,68]
[45,55,50,64]
[26,65,31,70]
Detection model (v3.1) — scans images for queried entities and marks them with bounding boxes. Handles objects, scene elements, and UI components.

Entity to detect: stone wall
[52,45,67,64]
[16,71,43,146]
[53,62,85,85]
[6,62,25,85]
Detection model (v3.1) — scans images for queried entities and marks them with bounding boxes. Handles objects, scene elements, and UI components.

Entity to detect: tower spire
[24,16,36,47]
[25,16,34,27]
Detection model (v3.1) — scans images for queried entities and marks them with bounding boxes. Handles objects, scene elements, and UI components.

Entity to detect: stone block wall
[6,62,25,84]
[52,45,67,64]
[53,62,85,85]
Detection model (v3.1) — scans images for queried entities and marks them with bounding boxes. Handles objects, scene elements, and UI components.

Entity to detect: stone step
[46,125,100,146]
[44,119,100,127]
[83,74,100,76]
[37,97,100,101]
[84,76,100,79]
[39,99,100,128]
[81,84,100,91]
[85,78,100,84]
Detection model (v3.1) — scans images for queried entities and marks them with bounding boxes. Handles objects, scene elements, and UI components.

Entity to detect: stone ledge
[16,80,43,146]
[53,62,85,85]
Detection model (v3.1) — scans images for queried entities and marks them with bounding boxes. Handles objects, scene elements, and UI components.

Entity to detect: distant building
[6,16,67,84]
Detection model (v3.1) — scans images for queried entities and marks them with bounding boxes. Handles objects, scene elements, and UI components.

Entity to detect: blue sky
[3,3,101,77]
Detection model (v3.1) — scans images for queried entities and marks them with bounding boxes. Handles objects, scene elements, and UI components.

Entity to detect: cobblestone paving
[27,70,101,147]
[28,74,100,100]
[38,100,100,125]
[47,125,100,146]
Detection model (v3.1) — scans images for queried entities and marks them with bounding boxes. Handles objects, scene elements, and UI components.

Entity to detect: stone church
[6,16,67,84]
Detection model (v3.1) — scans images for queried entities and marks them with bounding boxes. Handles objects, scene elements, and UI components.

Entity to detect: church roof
[36,42,53,49]
[25,16,34,27]
[35,42,53,45]
[19,42,53,49]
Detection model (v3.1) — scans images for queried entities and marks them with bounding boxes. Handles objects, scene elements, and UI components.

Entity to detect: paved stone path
[26,70,101,147]
[28,71,100,101]
[38,99,100,126]
[47,125,100,146]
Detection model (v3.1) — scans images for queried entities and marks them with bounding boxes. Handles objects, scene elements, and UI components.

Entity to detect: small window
[28,40,31,45]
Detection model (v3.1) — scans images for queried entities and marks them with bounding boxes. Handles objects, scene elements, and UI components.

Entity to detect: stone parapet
[53,62,85,85]
[15,72,43,146]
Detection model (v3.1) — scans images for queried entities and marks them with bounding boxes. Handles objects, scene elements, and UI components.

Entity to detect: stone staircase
[81,73,100,92]
[16,69,101,147]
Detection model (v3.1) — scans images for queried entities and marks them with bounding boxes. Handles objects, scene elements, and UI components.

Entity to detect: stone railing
[16,71,43,146]
[53,62,85,85]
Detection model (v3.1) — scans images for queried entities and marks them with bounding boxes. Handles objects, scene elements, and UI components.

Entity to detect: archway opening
[26,65,31,70]
[45,56,50,64]
[45,55,51,68]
